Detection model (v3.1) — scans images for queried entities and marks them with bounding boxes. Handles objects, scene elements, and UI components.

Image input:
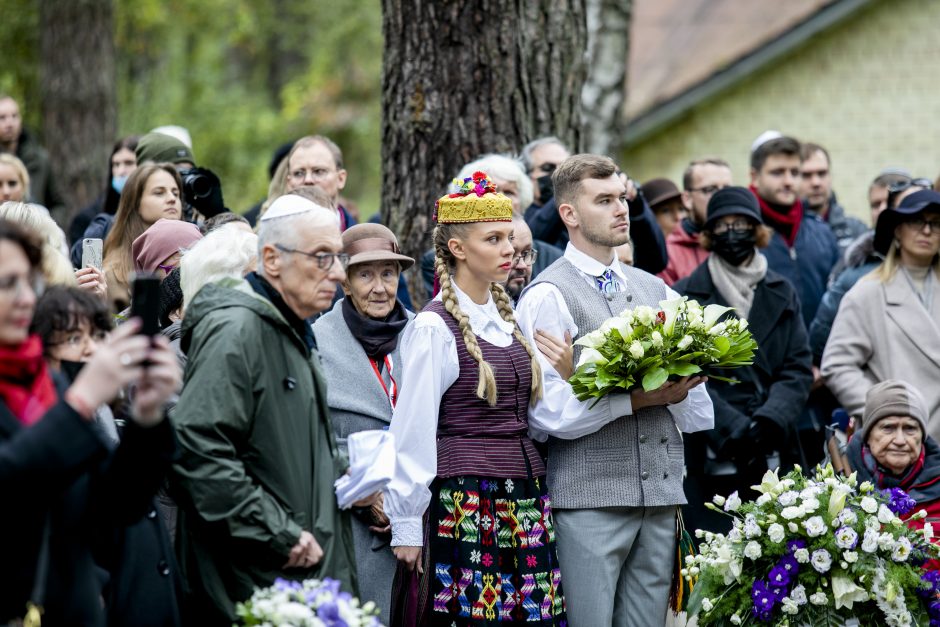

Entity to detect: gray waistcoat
[525,258,686,509]
[312,302,413,456]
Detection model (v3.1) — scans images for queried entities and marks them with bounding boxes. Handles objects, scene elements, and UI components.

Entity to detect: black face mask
[536,174,554,204]
[712,230,757,266]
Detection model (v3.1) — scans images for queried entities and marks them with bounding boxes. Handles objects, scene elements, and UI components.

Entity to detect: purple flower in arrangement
[768,564,791,587]
[751,580,776,621]
[883,488,917,516]
[786,539,806,554]
[922,571,940,598]
[777,553,799,575]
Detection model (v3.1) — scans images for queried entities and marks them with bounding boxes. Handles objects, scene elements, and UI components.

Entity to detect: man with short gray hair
[171,195,357,625]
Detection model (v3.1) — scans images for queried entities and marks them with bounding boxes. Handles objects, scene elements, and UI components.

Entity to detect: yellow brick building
[621,0,940,222]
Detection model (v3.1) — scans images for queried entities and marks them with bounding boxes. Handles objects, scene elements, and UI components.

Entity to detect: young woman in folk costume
[385,172,566,625]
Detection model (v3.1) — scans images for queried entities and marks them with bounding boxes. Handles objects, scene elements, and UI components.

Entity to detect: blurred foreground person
[0,219,180,625]
[171,195,356,625]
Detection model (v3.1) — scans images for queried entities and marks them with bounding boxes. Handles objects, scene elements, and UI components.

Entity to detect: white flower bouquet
[237,577,384,627]
[568,296,756,403]
[686,465,940,626]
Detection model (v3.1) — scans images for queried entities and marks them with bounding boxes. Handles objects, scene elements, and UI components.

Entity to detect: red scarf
[0,335,58,426]
[749,185,803,248]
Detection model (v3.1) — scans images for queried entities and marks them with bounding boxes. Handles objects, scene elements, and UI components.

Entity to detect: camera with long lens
[178,167,226,219]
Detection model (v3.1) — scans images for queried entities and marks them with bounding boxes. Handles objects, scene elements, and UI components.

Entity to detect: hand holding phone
[82,238,103,270]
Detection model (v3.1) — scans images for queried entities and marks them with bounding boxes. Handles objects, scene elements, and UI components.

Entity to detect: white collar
[434,279,515,337]
[564,242,628,284]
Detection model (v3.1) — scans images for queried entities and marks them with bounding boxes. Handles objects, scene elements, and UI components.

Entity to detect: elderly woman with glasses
[312,223,414,623]
[823,189,940,441]
[674,187,813,533]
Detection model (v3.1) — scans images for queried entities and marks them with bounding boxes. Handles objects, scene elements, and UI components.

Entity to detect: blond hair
[0,154,29,200]
[872,241,940,283]
[432,222,543,406]
[0,201,75,286]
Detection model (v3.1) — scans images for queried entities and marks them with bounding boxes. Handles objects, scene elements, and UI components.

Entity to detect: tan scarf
[707,250,768,318]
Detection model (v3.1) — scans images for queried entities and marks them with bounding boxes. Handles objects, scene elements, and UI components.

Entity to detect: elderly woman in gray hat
[847,379,940,530]
[312,223,414,622]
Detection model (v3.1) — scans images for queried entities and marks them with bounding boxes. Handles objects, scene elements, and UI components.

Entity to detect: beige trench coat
[821,269,940,439]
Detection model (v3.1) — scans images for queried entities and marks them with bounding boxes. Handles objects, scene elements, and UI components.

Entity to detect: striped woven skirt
[391,475,567,626]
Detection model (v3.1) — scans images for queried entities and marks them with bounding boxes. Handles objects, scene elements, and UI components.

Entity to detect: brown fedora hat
[341,223,414,270]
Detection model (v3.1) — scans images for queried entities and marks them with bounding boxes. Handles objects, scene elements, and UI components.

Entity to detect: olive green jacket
[170,279,355,623]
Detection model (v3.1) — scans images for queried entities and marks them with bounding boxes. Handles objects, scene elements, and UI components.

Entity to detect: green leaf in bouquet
[704,374,740,385]
[642,367,669,391]
[666,362,702,377]
[712,335,731,356]
[607,351,623,365]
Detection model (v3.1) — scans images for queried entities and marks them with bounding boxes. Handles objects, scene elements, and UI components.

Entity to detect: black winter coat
[674,261,814,473]
[0,398,176,626]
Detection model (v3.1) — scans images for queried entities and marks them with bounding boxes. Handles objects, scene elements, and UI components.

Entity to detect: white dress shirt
[384,280,515,547]
[516,243,714,441]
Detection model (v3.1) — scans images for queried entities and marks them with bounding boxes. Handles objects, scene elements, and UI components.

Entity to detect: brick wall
[621,0,940,222]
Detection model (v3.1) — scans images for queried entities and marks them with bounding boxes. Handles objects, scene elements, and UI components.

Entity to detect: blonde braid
[490,283,543,403]
[433,228,498,405]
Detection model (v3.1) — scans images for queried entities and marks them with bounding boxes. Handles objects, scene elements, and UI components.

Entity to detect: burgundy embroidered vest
[423,300,545,479]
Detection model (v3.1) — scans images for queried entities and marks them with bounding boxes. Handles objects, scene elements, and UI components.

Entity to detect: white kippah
[261,195,316,221]
[750,130,783,155]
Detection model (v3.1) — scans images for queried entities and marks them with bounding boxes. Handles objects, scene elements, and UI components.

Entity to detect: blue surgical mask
[112,175,128,194]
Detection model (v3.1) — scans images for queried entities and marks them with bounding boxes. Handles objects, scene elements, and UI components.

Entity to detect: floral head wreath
[434,171,513,224]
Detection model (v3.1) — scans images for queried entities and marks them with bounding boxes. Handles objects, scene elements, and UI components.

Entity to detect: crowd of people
[2,86,940,627]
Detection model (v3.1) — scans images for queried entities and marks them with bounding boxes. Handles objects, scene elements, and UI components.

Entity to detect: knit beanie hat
[704,186,763,231]
[861,379,929,442]
[136,132,195,165]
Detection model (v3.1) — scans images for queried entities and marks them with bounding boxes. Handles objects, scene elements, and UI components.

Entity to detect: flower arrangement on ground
[237,577,384,627]
[568,296,756,403]
[686,464,940,626]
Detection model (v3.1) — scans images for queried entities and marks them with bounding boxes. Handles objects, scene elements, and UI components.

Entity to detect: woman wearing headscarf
[823,189,940,440]
[312,223,414,622]
[674,186,813,533]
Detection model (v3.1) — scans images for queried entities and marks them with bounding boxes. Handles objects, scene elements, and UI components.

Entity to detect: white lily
[832,574,868,610]
[658,296,685,335]
[574,329,606,349]
[576,347,608,368]
[703,303,732,330]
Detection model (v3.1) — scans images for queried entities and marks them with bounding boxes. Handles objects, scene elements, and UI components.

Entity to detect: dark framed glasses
[511,249,539,266]
[274,244,350,270]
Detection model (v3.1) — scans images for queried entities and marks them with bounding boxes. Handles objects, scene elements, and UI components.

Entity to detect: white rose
[878,532,896,552]
[810,591,829,606]
[628,340,645,360]
[795,548,810,564]
[839,509,858,526]
[802,498,821,513]
[633,306,655,326]
[843,550,859,563]
[811,548,832,573]
[676,335,693,350]
[737,318,749,331]
[781,598,799,615]
[744,541,762,560]
[650,331,663,348]
[878,504,897,524]
[925,523,934,542]
[781,506,804,520]
[791,584,807,605]
[859,480,874,493]
[707,322,727,336]
[778,491,799,506]
[701,598,714,612]
[788,522,799,533]
[730,614,742,625]
[803,516,826,537]
[767,523,785,543]
[861,496,878,513]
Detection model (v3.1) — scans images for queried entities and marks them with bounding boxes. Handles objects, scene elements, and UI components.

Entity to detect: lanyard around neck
[370,354,397,409]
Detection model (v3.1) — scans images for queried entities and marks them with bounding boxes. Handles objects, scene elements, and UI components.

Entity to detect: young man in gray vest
[516,154,714,627]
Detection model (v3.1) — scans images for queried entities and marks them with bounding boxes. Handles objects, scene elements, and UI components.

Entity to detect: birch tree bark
[581,0,632,156]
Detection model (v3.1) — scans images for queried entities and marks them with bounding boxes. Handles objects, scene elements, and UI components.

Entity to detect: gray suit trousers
[555,506,676,627]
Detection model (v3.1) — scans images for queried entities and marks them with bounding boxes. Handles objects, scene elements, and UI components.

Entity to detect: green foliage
[1,0,383,218]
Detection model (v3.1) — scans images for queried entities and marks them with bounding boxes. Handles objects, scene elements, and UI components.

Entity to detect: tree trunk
[581,0,632,156]
[381,0,587,307]
[39,0,116,227]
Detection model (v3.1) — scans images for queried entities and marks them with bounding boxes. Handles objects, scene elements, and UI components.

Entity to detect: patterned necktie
[595,268,620,293]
